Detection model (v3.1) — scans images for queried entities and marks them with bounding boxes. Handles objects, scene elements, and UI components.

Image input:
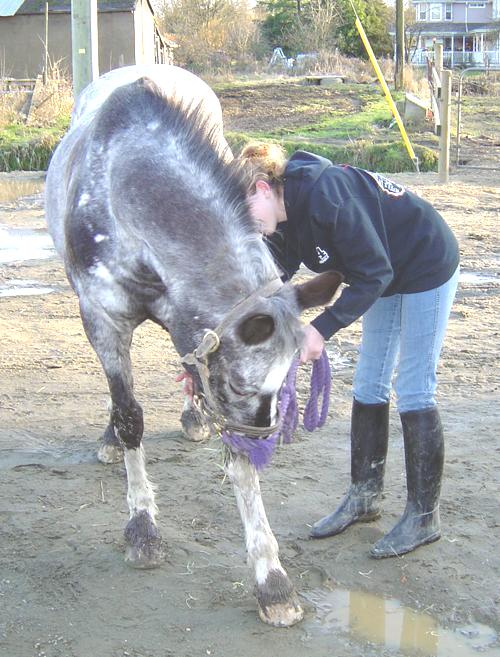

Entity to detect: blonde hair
[238,141,287,193]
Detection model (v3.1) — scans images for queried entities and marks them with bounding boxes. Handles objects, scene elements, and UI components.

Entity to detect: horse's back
[72,65,229,158]
[46,65,232,259]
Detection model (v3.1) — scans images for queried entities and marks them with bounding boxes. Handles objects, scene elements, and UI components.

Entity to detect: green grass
[0,121,68,172]
[268,90,403,141]
[227,131,436,172]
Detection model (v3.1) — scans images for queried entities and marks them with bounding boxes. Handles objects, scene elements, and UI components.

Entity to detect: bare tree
[161,0,259,70]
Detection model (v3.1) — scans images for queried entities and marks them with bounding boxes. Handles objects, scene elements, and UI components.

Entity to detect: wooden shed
[0,0,176,79]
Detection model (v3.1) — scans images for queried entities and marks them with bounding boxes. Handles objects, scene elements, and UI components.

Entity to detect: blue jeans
[353,267,459,413]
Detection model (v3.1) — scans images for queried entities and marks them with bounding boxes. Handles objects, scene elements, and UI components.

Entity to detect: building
[408,0,500,66]
[0,0,176,79]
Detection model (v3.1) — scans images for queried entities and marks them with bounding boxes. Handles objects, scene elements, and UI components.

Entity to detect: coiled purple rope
[221,350,331,470]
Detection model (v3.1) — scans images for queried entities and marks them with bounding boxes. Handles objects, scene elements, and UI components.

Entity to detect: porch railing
[412,49,500,67]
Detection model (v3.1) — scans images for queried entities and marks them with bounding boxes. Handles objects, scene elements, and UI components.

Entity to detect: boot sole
[370,531,441,559]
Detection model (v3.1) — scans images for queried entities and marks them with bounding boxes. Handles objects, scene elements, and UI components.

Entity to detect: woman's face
[247,180,286,236]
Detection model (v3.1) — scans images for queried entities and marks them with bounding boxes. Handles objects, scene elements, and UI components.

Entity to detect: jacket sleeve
[311,195,394,339]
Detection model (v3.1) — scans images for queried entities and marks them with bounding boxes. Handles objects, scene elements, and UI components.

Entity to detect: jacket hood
[284,151,332,220]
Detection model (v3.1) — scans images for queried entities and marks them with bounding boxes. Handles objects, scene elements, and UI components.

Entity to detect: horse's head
[186,271,343,435]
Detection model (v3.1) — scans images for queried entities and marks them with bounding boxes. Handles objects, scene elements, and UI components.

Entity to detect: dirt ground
[0,162,499,657]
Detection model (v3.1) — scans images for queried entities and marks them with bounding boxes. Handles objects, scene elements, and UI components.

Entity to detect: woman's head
[238,141,288,235]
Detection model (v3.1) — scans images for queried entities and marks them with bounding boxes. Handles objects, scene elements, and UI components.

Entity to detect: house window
[429,3,442,20]
[444,37,452,50]
[418,2,428,20]
[445,3,452,19]
[468,2,485,7]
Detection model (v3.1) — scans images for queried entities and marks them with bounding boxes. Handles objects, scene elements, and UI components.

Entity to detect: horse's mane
[91,77,252,226]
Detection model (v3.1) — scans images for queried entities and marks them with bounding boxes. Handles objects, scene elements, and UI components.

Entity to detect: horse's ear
[237,314,275,345]
[295,271,344,310]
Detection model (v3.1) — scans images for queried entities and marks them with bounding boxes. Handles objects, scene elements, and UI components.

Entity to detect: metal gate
[455,67,500,171]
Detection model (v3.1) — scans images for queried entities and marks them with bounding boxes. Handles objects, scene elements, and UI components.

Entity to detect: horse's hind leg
[98,421,123,463]
[79,301,164,569]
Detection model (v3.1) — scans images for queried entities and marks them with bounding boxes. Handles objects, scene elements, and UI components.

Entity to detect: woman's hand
[300,324,325,363]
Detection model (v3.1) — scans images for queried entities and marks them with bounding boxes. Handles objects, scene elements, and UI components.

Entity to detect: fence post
[435,43,443,77]
[439,69,452,183]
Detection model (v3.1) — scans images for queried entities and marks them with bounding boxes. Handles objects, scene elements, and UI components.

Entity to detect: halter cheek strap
[180,278,284,437]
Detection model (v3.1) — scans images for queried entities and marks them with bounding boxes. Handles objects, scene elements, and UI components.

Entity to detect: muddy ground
[0,161,499,657]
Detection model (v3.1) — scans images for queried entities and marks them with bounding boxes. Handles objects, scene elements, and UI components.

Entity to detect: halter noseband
[180,278,284,438]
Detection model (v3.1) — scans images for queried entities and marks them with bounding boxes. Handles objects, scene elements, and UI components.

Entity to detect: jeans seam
[376,296,399,401]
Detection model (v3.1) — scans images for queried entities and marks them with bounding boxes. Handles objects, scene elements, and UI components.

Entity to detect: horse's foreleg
[110,393,163,569]
[176,371,210,442]
[79,304,163,568]
[98,415,123,464]
[226,453,303,627]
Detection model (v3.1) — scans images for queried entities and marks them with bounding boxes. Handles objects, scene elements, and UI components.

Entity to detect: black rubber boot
[310,399,389,538]
[370,406,444,559]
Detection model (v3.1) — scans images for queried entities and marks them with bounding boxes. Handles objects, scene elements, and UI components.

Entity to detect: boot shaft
[351,399,390,488]
[400,407,444,512]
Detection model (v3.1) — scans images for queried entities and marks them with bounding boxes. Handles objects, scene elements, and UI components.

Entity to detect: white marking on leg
[226,453,286,586]
[123,445,158,522]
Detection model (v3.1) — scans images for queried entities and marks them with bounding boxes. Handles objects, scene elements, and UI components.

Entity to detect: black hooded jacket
[266,151,460,339]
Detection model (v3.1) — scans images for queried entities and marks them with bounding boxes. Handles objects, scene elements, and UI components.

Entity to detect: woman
[240,142,460,558]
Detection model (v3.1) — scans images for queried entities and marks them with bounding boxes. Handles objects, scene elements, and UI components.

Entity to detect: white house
[409,0,500,66]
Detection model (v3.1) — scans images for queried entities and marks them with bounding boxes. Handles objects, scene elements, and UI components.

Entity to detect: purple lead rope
[221,350,331,470]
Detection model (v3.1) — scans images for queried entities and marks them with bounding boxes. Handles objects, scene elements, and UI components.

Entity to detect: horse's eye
[229,381,258,397]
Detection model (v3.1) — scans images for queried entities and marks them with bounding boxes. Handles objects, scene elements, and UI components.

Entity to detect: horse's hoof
[181,408,210,442]
[97,443,123,464]
[125,543,164,569]
[124,510,164,568]
[255,569,304,627]
[258,598,304,627]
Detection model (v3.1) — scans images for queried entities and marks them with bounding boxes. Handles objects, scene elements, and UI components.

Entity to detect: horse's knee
[98,424,123,464]
[112,402,144,448]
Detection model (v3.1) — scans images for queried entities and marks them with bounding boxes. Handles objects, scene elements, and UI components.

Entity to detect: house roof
[15,0,145,15]
[408,21,497,34]
[0,0,25,16]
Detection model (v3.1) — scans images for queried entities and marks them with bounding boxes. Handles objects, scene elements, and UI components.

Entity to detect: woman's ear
[237,314,275,345]
[255,180,272,196]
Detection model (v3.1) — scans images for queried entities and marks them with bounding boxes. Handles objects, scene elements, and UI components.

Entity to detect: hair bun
[239,141,287,183]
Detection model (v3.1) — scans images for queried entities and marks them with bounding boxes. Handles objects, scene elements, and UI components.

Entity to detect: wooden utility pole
[395,0,405,90]
[43,2,49,84]
[71,0,99,98]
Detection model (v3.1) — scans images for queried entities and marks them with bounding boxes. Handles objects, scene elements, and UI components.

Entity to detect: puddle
[328,350,351,371]
[0,443,99,470]
[0,224,55,264]
[303,588,500,657]
[0,278,55,298]
[460,272,499,285]
[0,176,45,203]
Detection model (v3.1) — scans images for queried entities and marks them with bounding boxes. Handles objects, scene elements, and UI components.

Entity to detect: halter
[180,278,284,438]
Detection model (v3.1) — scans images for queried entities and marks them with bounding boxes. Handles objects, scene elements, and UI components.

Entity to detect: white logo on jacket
[366,171,405,197]
[316,246,330,264]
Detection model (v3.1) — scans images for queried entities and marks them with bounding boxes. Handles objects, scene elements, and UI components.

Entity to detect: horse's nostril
[255,395,272,427]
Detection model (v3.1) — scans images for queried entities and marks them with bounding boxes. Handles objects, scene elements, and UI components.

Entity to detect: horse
[45,65,342,627]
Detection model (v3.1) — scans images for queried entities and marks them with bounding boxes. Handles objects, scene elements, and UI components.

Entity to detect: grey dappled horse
[45,65,342,627]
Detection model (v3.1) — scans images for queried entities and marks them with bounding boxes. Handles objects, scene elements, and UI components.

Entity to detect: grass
[5,67,494,173]
[0,121,68,171]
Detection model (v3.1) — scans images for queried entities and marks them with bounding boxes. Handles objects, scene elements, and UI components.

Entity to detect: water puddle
[303,588,500,656]
[0,175,44,203]
[328,350,351,371]
[0,443,99,470]
[460,272,499,286]
[0,278,55,298]
[0,224,55,264]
